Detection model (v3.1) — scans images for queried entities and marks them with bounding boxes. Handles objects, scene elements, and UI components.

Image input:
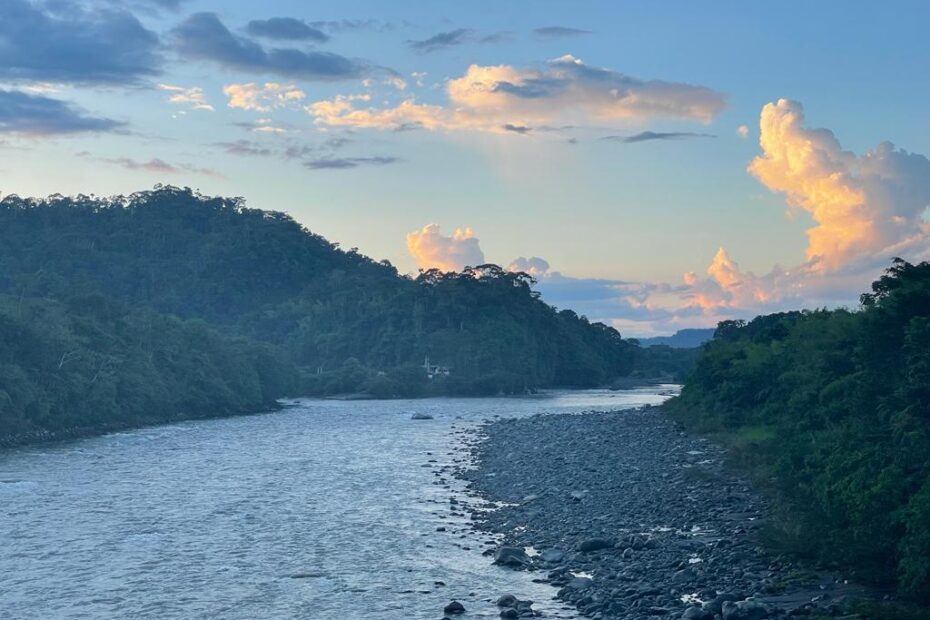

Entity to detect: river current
[0,388,675,619]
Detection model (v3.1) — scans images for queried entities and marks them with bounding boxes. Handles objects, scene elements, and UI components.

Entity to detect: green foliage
[668,259,930,601]
[0,294,295,443]
[0,187,680,440]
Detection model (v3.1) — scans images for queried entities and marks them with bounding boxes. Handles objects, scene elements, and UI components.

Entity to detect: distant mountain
[637,328,715,348]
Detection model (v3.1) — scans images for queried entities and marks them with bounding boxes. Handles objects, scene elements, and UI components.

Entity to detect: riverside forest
[0,187,686,442]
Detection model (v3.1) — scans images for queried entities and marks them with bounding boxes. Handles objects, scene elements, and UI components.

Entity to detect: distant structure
[423,355,451,379]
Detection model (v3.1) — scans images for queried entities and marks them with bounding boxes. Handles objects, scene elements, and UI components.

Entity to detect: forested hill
[668,259,930,605]
[0,187,679,441]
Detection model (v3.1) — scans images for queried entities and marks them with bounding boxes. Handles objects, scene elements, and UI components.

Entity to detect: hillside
[0,187,689,441]
[667,259,930,603]
[637,328,714,348]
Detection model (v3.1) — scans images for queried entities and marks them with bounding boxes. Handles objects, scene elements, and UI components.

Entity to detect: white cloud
[736,124,749,138]
[406,224,485,272]
[223,82,305,112]
[307,56,725,133]
[157,84,213,111]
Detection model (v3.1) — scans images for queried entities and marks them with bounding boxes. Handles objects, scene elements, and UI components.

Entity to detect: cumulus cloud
[223,82,305,112]
[0,0,161,85]
[748,99,930,271]
[307,55,725,133]
[507,256,551,276]
[668,99,930,323]
[533,26,592,38]
[172,13,367,81]
[0,89,124,136]
[737,124,749,138]
[406,224,486,272]
[601,131,715,143]
[157,84,213,111]
[246,18,329,42]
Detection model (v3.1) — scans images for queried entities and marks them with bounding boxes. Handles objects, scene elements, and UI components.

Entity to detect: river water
[0,388,675,619]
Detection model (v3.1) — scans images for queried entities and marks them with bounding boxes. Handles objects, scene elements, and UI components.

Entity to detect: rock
[497,594,518,607]
[540,548,566,563]
[500,609,519,619]
[567,576,594,589]
[494,546,531,567]
[722,598,770,620]
[411,413,434,420]
[443,600,466,615]
[681,606,714,620]
[578,538,614,553]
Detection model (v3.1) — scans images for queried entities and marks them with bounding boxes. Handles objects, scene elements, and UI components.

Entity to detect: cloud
[0,0,161,85]
[533,26,592,38]
[307,55,725,133]
[304,156,400,170]
[308,19,395,33]
[507,256,550,276]
[102,156,223,177]
[737,124,749,138]
[223,82,305,112]
[157,84,213,111]
[213,140,272,157]
[406,224,485,272]
[748,98,930,271]
[408,29,474,52]
[246,18,329,42]
[502,123,532,134]
[172,13,367,81]
[601,131,715,143]
[0,89,124,136]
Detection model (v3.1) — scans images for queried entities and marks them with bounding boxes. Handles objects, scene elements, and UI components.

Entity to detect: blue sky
[3,0,930,335]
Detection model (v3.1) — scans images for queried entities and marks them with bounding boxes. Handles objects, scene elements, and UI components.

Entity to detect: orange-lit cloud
[406,224,485,272]
[748,99,930,271]
[224,82,305,112]
[157,84,214,111]
[307,56,725,133]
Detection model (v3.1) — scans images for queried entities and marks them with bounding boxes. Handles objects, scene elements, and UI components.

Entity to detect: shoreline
[457,406,866,619]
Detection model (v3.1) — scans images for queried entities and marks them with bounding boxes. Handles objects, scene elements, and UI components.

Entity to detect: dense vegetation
[0,187,686,441]
[668,259,930,602]
[0,294,294,442]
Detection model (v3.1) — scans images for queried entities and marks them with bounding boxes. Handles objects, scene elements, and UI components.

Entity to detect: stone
[540,548,566,563]
[494,546,531,567]
[411,412,434,420]
[443,600,466,615]
[578,538,614,553]
[497,594,518,607]
[722,598,770,620]
[681,606,714,620]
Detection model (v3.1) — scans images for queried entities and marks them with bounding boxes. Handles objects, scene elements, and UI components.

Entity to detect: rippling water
[0,388,675,619]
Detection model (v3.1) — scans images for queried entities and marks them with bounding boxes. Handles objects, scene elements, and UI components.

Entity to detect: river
[0,388,675,619]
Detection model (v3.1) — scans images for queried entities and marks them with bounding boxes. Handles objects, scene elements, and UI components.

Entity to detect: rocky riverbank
[454,406,866,620]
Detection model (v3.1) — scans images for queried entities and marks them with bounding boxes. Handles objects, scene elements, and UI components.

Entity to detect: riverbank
[458,406,867,619]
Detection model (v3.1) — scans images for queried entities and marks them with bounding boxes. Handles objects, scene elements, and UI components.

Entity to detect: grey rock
[578,538,614,553]
[494,546,531,567]
[443,600,466,615]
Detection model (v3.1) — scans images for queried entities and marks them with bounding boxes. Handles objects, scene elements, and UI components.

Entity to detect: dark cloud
[408,28,474,52]
[246,18,329,43]
[309,19,395,33]
[533,26,592,38]
[602,131,716,143]
[172,13,366,81]
[0,89,124,136]
[214,140,272,157]
[480,31,515,44]
[304,156,401,170]
[0,0,161,84]
[502,123,531,134]
[102,156,222,177]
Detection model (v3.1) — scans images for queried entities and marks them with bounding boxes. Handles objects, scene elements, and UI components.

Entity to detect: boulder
[578,538,614,553]
[540,548,566,563]
[443,600,466,615]
[497,594,518,607]
[410,413,434,420]
[722,598,770,620]
[494,546,531,567]
[681,606,714,620]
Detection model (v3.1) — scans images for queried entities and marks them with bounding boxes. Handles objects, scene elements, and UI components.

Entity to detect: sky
[2,0,930,336]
